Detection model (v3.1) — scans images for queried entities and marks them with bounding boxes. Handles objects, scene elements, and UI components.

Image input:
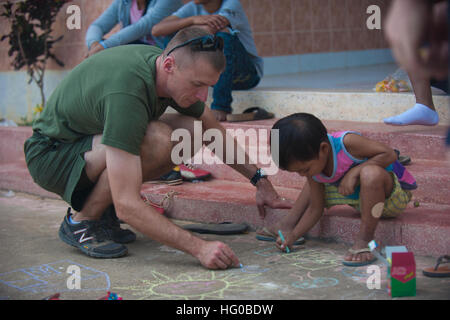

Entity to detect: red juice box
[388,251,416,297]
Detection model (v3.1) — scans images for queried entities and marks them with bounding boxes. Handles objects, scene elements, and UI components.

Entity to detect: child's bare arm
[339,133,397,196]
[152,15,229,37]
[280,178,325,249]
[152,16,192,37]
[282,177,312,224]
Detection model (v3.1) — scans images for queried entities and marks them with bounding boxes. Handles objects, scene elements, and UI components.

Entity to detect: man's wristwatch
[250,168,267,186]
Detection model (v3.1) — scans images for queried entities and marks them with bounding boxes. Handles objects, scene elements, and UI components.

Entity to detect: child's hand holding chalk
[277,230,290,253]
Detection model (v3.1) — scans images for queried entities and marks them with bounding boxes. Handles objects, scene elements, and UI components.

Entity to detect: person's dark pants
[211,32,260,113]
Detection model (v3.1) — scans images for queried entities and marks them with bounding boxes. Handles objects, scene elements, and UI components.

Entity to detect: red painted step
[0,126,31,164]
[193,157,450,205]
[2,120,446,163]
[221,119,449,161]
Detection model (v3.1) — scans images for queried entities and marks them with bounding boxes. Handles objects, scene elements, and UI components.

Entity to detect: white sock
[383,103,439,126]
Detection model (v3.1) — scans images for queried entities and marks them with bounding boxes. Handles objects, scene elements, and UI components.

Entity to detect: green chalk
[278,230,290,253]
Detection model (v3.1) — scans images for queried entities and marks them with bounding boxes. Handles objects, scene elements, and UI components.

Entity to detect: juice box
[386,247,416,297]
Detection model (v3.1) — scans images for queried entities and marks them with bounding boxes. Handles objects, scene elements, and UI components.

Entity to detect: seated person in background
[152,0,263,121]
[85,0,182,57]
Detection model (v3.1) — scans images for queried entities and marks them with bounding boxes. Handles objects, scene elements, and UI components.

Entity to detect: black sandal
[226,107,274,122]
[182,222,249,235]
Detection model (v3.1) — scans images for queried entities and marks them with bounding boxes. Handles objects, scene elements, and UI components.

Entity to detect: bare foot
[212,109,228,121]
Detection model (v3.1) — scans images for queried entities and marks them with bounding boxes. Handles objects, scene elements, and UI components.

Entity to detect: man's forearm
[117,200,204,258]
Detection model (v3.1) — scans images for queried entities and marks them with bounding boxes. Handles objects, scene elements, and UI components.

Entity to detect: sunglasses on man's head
[166,35,224,56]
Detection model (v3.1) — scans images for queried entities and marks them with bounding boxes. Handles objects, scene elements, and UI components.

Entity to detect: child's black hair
[271,113,328,170]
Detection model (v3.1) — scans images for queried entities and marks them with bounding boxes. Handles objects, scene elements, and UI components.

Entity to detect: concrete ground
[0,190,449,301]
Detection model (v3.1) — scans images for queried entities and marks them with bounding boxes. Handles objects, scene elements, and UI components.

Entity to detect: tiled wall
[245,0,390,56]
[0,0,390,71]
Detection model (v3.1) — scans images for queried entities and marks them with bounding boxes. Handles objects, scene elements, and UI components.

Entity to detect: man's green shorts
[24,131,95,211]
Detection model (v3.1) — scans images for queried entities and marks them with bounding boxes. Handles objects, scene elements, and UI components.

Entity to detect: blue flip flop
[342,248,377,267]
[256,227,305,245]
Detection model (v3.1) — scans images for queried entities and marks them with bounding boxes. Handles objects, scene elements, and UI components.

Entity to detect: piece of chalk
[368,240,378,251]
[368,240,389,266]
[239,263,243,268]
[278,230,290,253]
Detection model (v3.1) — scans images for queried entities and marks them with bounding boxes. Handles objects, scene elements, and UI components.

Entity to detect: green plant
[1,0,67,112]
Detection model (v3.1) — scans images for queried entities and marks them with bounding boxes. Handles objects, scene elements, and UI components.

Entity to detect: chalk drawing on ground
[239,265,271,274]
[291,271,339,289]
[254,246,341,271]
[0,260,110,294]
[116,270,261,300]
[254,246,281,257]
[292,277,339,289]
[282,249,341,271]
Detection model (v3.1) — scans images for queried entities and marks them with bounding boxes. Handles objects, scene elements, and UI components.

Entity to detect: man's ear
[162,56,176,74]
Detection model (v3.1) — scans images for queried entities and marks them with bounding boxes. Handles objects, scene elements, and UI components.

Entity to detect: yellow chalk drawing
[116,270,260,300]
[282,249,341,271]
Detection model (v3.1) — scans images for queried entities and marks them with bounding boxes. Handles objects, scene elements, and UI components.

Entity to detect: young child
[268,113,417,266]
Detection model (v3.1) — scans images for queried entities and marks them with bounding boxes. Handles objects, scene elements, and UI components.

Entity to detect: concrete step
[218,88,450,124]
[140,179,450,257]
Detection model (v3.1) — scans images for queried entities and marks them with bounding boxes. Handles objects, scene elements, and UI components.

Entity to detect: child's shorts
[323,172,412,218]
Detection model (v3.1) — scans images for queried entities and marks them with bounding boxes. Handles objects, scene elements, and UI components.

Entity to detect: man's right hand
[196,240,240,270]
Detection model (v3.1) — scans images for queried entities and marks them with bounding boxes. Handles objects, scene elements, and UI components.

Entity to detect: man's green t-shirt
[33,45,205,155]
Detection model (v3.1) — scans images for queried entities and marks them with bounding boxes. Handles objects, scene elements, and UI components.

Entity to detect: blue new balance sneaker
[58,208,128,258]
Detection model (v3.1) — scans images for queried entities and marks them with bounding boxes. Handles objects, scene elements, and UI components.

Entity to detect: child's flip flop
[342,248,377,267]
[255,227,305,245]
